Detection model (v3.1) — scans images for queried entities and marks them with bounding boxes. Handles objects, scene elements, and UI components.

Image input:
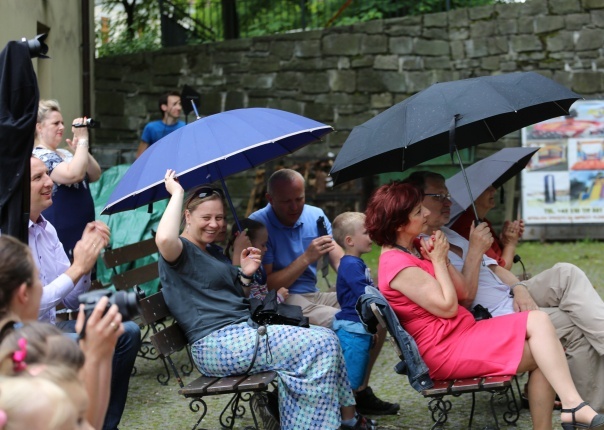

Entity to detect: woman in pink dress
[365,181,604,430]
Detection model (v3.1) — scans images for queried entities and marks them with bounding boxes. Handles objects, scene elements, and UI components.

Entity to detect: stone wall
[93,0,604,227]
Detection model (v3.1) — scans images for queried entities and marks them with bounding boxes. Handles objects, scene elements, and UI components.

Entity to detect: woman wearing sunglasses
[155,169,375,430]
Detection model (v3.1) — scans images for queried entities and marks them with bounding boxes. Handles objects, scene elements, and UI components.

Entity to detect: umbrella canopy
[330,72,581,185]
[102,108,333,215]
[446,147,539,221]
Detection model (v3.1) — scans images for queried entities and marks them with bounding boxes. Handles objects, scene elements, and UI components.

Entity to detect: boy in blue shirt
[332,212,399,415]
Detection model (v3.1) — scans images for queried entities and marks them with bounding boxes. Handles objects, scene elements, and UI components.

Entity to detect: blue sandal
[561,402,604,429]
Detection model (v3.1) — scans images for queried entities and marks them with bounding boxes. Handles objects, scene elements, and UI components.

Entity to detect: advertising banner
[521,100,604,224]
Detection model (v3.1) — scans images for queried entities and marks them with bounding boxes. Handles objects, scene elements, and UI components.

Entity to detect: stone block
[564,13,590,30]
[96,90,126,117]
[576,29,604,50]
[335,112,374,131]
[487,37,509,55]
[252,41,270,52]
[471,21,496,38]
[322,33,362,56]
[414,39,450,56]
[360,34,388,54]
[433,70,459,83]
[591,10,604,26]
[511,35,542,52]
[374,55,399,70]
[449,28,469,40]
[294,39,321,58]
[241,74,276,90]
[353,19,384,34]
[188,55,214,74]
[328,70,356,93]
[582,0,604,7]
[275,72,301,90]
[384,16,422,36]
[389,36,414,54]
[481,56,501,71]
[304,103,334,122]
[551,0,582,13]
[423,27,449,40]
[401,56,423,71]
[220,38,253,51]
[495,3,521,19]
[268,99,303,116]
[451,40,465,60]
[249,56,281,73]
[351,56,375,68]
[500,60,518,72]
[247,97,269,108]
[498,19,518,35]
[468,5,495,20]
[213,51,244,64]
[449,8,469,28]
[517,17,535,34]
[546,31,575,51]
[357,69,386,92]
[382,72,407,93]
[425,11,448,27]
[95,62,127,80]
[269,41,294,60]
[370,93,393,109]
[224,92,245,111]
[152,54,184,74]
[405,71,436,93]
[521,0,548,15]
[534,16,565,34]
[465,38,489,58]
[572,71,602,93]
[338,57,351,69]
[282,57,337,71]
[424,57,451,70]
[199,92,222,115]
[300,72,330,94]
[314,93,368,106]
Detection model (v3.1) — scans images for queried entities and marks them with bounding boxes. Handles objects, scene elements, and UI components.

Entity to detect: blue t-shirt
[141,120,185,146]
[249,204,332,295]
[335,255,374,323]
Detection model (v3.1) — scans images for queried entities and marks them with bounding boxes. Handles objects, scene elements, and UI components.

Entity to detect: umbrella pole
[218,176,242,231]
[453,146,480,225]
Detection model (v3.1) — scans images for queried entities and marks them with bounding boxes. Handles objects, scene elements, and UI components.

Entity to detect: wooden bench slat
[150,324,188,357]
[111,262,158,291]
[178,375,221,397]
[451,378,482,393]
[204,375,249,394]
[422,379,452,396]
[139,291,172,325]
[103,238,158,269]
[481,375,513,390]
[238,372,278,390]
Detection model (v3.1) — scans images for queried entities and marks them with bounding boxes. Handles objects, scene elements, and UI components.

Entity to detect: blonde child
[332,212,377,394]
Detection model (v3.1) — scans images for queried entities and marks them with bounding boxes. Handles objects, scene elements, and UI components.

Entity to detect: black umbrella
[446,147,539,222]
[0,38,42,243]
[330,72,581,209]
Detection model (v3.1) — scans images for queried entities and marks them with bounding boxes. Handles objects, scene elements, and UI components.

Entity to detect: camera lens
[112,291,141,321]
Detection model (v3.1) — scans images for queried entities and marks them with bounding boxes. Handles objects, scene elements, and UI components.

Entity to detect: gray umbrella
[446,147,539,222]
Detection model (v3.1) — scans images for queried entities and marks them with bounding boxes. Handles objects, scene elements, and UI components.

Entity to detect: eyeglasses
[196,187,224,199]
[424,193,451,202]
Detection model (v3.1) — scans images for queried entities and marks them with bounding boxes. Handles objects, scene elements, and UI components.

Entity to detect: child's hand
[277,287,289,301]
[240,247,262,276]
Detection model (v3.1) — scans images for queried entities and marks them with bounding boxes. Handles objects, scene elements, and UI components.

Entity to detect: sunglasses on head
[196,187,224,199]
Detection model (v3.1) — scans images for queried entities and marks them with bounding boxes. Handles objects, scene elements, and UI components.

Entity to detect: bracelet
[77,139,89,148]
[238,268,253,280]
[510,281,527,291]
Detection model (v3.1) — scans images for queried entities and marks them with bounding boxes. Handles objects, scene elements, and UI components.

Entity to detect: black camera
[471,304,493,321]
[78,289,141,322]
[73,118,99,128]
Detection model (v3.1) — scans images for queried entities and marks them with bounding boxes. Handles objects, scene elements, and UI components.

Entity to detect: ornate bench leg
[219,393,248,429]
[188,397,208,430]
[428,395,451,429]
[181,345,194,377]
[501,385,520,425]
[468,392,476,429]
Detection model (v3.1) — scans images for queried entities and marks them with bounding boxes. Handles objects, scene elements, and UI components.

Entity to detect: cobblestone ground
[120,339,563,429]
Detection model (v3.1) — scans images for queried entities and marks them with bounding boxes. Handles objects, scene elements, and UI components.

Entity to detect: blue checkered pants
[191,322,355,430]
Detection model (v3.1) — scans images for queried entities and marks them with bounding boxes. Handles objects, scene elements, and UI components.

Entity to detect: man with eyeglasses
[404,170,604,412]
[249,168,400,416]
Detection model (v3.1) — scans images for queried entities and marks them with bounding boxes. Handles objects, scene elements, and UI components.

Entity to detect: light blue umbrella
[101,108,333,220]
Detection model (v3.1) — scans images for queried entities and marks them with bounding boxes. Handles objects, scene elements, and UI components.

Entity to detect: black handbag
[250,290,310,328]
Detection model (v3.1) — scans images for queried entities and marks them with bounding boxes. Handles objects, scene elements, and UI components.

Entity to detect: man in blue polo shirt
[249,168,400,416]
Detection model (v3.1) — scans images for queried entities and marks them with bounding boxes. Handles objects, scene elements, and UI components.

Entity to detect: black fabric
[471,304,493,321]
[0,41,39,242]
[250,290,310,328]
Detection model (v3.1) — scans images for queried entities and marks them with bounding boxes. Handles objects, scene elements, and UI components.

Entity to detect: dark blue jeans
[57,319,141,430]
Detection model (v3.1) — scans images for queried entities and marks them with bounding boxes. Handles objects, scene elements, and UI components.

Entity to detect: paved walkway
[120,339,563,429]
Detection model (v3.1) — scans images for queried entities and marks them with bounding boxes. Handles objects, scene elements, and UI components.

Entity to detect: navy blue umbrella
[102,108,333,219]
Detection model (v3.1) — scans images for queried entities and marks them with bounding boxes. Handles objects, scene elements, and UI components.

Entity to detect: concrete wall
[0,0,91,126]
[93,0,604,234]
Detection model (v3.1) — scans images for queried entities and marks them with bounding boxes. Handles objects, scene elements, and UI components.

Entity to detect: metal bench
[370,303,520,429]
[140,290,277,430]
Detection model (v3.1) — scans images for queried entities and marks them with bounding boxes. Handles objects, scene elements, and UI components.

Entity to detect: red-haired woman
[365,181,604,430]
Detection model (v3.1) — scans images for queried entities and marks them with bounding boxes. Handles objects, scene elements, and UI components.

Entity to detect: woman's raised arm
[155,169,184,263]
